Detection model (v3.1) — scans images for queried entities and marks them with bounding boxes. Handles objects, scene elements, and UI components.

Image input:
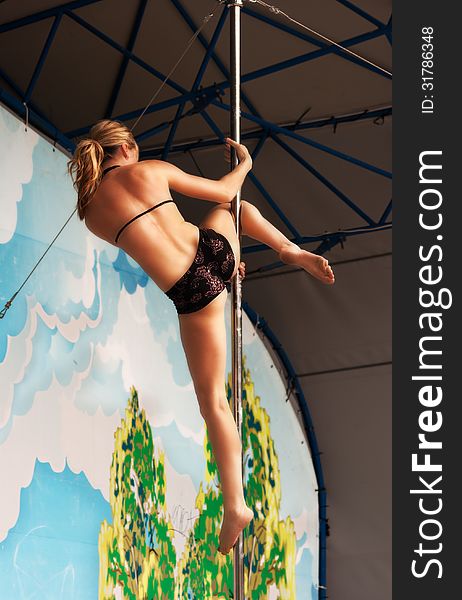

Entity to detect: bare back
[84,160,201,292]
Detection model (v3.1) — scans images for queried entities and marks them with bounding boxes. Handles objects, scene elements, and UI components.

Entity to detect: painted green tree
[98,386,176,599]
[239,358,297,598]
[99,356,299,599]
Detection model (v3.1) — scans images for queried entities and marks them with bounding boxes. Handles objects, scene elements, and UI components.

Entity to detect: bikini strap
[115,199,175,244]
[101,164,121,177]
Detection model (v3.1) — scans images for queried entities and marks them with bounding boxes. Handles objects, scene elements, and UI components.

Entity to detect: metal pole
[227,1,245,599]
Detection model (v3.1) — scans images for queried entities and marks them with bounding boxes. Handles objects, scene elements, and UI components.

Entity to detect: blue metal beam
[135,121,172,144]
[242,221,392,257]
[296,106,392,133]
[168,0,302,238]
[170,3,277,154]
[134,96,392,170]
[136,107,392,154]
[0,0,102,33]
[134,96,390,180]
[386,15,392,45]
[105,0,148,118]
[198,110,302,239]
[170,0,260,118]
[126,100,390,190]
[24,14,62,103]
[247,169,302,239]
[212,99,392,179]
[161,104,186,160]
[69,93,190,138]
[162,3,227,160]
[65,10,187,95]
[63,6,390,227]
[170,2,267,154]
[271,133,376,226]
[137,103,391,229]
[248,130,303,239]
[334,0,386,29]
[236,24,391,82]
[242,5,391,80]
[250,130,268,160]
[379,198,392,224]
[67,22,390,137]
[135,102,392,184]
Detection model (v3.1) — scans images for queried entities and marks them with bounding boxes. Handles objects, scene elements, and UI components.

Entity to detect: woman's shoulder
[128,159,171,182]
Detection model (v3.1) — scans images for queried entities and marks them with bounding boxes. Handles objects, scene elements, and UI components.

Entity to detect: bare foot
[279,242,335,284]
[218,504,254,555]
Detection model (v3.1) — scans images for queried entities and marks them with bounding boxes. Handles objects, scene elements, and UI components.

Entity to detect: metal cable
[1,207,78,319]
[130,0,227,132]
[248,0,392,77]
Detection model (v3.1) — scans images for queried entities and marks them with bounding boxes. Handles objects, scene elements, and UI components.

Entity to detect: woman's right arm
[158,138,252,204]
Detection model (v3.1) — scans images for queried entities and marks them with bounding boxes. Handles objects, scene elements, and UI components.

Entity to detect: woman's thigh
[199,203,241,278]
[178,289,229,415]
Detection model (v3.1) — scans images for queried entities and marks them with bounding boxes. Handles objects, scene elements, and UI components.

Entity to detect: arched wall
[0,102,320,599]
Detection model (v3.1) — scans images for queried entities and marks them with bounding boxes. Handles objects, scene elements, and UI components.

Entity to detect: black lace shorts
[165,227,236,314]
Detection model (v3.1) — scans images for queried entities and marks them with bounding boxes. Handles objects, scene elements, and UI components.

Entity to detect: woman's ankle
[279,241,300,264]
[223,498,248,515]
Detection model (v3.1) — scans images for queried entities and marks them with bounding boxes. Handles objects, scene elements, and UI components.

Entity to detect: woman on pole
[68,119,334,554]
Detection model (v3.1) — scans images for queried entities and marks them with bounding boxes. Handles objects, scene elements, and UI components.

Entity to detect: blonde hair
[68,119,137,220]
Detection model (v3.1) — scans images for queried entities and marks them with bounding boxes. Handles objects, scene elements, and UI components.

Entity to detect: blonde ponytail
[68,119,137,220]
[68,139,104,219]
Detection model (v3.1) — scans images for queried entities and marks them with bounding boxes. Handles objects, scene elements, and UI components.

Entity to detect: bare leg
[178,290,253,554]
[237,199,335,284]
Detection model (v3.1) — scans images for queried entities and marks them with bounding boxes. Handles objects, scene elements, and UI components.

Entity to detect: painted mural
[0,103,319,599]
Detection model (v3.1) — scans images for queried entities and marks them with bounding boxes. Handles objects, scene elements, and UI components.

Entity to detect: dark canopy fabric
[0,2,392,598]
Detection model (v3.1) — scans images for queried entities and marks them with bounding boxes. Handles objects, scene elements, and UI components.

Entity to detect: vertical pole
[227,1,245,599]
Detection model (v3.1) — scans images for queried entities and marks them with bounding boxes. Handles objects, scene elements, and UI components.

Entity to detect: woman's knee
[229,199,256,230]
[195,386,230,419]
[240,199,261,221]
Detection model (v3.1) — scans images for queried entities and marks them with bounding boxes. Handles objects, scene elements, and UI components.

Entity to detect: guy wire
[130,0,227,133]
[248,0,392,77]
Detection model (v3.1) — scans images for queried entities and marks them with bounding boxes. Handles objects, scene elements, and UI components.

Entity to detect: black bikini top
[101,164,175,244]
